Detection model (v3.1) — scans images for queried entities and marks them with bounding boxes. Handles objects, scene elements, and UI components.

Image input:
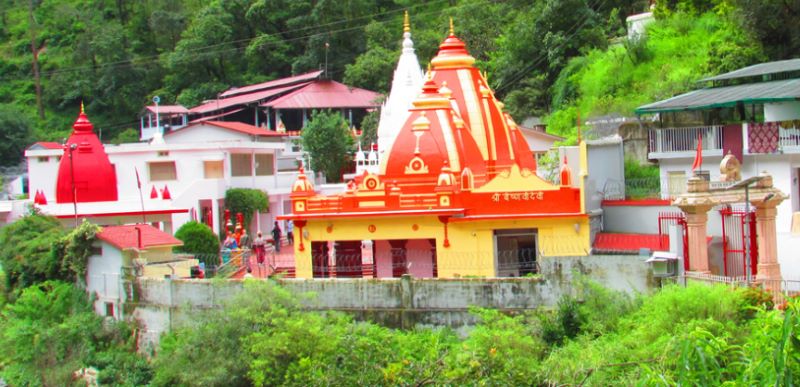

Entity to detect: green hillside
[0,0,797,164]
[546,2,799,142]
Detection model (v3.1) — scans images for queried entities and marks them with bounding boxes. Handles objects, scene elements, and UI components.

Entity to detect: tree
[224,188,269,233]
[0,281,152,386]
[301,110,354,183]
[174,221,220,269]
[0,213,66,296]
[0,104,33,167]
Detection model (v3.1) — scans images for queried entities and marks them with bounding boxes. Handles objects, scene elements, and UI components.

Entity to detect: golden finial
[427,63,432,80]
[80,100,84,114]
[403,10,410,33]
[449,17,454,35]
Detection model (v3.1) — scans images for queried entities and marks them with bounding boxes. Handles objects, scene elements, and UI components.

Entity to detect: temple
[375,11,425,164]
[285,23,590,279]
[56,104,118,204]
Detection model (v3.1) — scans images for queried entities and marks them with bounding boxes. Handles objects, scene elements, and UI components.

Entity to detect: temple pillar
[754,204,781,283]
[361,240,374,278]
[211,198,220,235]
[683,207,713,273]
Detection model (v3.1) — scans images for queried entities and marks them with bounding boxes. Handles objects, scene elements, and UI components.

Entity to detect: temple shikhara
[285,22,590,279]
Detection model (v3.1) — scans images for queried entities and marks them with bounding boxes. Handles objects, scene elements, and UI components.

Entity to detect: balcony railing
[780,125,800,149]
[649,125,723,156]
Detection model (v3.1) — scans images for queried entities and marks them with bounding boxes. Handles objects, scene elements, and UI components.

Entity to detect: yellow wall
[293,215,589,278]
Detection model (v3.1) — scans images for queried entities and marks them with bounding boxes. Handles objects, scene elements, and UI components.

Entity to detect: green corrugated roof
[700,58,800,82]
[635,78,800,114]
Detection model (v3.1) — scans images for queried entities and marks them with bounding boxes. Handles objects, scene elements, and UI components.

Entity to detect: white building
[637,58,800,278]
[25,113,326,236]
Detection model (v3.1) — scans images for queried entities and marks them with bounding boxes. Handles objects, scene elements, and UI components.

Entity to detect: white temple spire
[376,10,424,173]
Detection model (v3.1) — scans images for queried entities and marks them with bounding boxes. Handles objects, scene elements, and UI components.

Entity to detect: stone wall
[132,254,654,350]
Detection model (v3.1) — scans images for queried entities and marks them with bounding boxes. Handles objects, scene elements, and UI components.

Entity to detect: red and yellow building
[286,27,589,279]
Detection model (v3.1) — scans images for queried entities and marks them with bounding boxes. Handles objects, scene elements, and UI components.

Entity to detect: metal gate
[658,212,688,270]
[719,207,758,278]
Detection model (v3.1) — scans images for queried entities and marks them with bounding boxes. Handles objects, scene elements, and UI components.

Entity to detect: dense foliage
[301,110,355,182]
[0,281,151,386]
[146,279,799,385]
[224,188,269,232]
[173,220,220,269]
[0,212,67,296]
[0,104,34,166]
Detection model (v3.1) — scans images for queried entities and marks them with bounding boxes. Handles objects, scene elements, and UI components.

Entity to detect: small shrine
[673,152,787,286]
[56,104,118,204]
[284,23,589,279]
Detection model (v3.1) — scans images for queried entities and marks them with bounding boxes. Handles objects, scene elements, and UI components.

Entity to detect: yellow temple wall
[293,215,590,279]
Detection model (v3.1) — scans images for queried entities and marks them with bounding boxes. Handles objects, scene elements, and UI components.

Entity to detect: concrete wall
[585,140,625,212]
[603,203,724,237]
[132,254,653,349]
[86,241,124,319]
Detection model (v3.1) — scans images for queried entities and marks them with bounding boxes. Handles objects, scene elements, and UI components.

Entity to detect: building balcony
[648,125,723,159]
[747,122,800,154]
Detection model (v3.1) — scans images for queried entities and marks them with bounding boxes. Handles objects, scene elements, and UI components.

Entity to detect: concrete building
[25,110,332,235]
[87,224,188,320]
[284,26,590,279]
[637,58,800,279]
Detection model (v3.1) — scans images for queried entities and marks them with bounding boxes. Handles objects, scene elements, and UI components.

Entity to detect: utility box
[646,251,679,277]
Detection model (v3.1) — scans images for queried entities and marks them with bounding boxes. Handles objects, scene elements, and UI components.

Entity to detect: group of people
[221,220,294,270]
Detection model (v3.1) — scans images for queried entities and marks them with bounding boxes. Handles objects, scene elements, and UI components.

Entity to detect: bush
[0,281,151,386]
[174,221,220,268]
[0,213,67,296]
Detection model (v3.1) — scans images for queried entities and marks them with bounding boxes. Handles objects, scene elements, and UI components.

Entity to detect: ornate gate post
[674,175,714,274]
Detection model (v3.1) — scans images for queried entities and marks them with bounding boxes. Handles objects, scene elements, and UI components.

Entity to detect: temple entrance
[373,239,437,278]
[720,206,758,278]
[495,229,538,277]
[311,242,330,278]
[333,241,363,278]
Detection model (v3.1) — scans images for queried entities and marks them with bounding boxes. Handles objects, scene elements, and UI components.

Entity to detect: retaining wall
[132,254,654,350]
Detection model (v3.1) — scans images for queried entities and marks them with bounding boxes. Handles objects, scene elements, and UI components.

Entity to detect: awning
[635,78,800,114]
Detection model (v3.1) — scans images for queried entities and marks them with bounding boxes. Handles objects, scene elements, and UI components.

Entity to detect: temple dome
[55,107,118,204]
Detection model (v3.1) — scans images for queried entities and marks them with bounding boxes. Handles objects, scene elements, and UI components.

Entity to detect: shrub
[174,221,220,268]
[0,213,67,296]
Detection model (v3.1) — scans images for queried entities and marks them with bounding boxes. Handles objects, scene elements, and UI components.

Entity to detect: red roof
[219,70,323,98]
[97,224,182,250]
[166,120,287,137]
[145,105,188,114]
[262,80,382,109]
[593,233,669,254]
[29,141,63,150]
[56,110,118,204]
[189,83,309,114]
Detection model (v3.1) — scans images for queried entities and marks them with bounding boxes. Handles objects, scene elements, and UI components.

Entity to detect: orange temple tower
[285,24,589,279]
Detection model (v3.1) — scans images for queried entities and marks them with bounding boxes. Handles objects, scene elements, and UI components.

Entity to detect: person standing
[286,220,294,246]
[253,231,267,265]
[271,221,282,253]
[239,229,252,271]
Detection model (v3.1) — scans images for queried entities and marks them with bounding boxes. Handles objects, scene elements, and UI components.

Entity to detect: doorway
[494,229,538,277]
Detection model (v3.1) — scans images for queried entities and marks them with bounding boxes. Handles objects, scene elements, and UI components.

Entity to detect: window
[667,171,686,199]
[37,156,49,162]
[149,161,177,181]
[230,154,251,177]
[157,151,169,157]
[255,154,274,176]
[105,302,115,318]
[204,160,224,179]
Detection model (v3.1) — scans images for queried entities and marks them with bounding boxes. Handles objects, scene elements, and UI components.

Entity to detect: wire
[0,0,454,82]
[493,0,607,94]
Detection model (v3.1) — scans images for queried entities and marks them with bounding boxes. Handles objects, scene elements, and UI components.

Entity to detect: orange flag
[691,133,703,172]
